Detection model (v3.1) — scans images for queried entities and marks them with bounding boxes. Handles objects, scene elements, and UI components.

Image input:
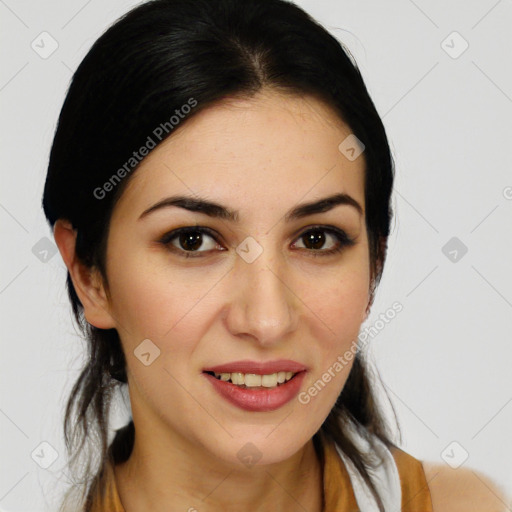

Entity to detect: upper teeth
[213,371,296,387]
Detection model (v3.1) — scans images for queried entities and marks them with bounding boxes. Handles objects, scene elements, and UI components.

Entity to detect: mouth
[202,361,307,412]
[203,370,299,389]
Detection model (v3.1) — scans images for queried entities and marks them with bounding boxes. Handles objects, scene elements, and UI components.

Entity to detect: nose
[223,245,299,347]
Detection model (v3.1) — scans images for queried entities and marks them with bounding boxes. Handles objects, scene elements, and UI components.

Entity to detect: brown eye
[158,225,355,260]
[300,230,329,250]
[292,226,355,257]
[176,231,205,251]
[159,227,222,257]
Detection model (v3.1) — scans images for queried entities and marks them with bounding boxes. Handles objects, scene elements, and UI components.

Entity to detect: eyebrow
[138,192,363,222]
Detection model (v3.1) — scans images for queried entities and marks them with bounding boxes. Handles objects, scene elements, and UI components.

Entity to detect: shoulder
[422,461,510,512]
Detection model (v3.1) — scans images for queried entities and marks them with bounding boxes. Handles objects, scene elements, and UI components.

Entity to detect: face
[96,89,370,466]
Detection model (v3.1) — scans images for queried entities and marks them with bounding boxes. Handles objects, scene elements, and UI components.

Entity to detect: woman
[42,0,507,510]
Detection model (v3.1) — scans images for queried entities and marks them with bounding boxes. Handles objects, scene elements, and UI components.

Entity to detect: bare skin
[53,88,508,511]
[422,462,509,512]
[54,88,369,511]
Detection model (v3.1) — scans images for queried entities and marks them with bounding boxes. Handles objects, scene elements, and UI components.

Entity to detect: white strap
[334,425,401,511]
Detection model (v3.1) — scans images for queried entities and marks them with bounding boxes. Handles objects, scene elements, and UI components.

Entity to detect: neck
[113,423,324,512]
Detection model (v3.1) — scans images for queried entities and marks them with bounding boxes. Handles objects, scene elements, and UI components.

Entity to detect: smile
[202,359,307,412]
[205,370,297,388]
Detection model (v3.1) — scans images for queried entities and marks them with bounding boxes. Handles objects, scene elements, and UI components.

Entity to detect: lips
[203,370,306,412]
[202,359,307,412]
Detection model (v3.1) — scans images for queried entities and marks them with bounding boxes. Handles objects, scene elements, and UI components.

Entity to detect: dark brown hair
[42,0,400,509]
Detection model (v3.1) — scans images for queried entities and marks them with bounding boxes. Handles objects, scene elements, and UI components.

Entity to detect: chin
[204,426,315,468]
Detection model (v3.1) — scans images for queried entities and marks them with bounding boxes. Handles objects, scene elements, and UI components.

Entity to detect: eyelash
[158,225,356,259]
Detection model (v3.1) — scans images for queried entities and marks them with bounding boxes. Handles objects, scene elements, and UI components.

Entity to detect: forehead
[114,89,366,222]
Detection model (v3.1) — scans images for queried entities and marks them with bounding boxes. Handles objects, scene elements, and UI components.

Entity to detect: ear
[53,219,116,330]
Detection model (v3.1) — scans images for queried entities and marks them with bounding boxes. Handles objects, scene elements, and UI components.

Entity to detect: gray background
[1,0,511,510]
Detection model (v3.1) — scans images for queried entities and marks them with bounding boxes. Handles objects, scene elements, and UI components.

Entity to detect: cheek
[306,263,370,346]
[300,258,369,404]
[106,248,213,343]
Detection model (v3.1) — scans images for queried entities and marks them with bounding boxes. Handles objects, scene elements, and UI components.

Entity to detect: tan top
[90,438,433,511]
